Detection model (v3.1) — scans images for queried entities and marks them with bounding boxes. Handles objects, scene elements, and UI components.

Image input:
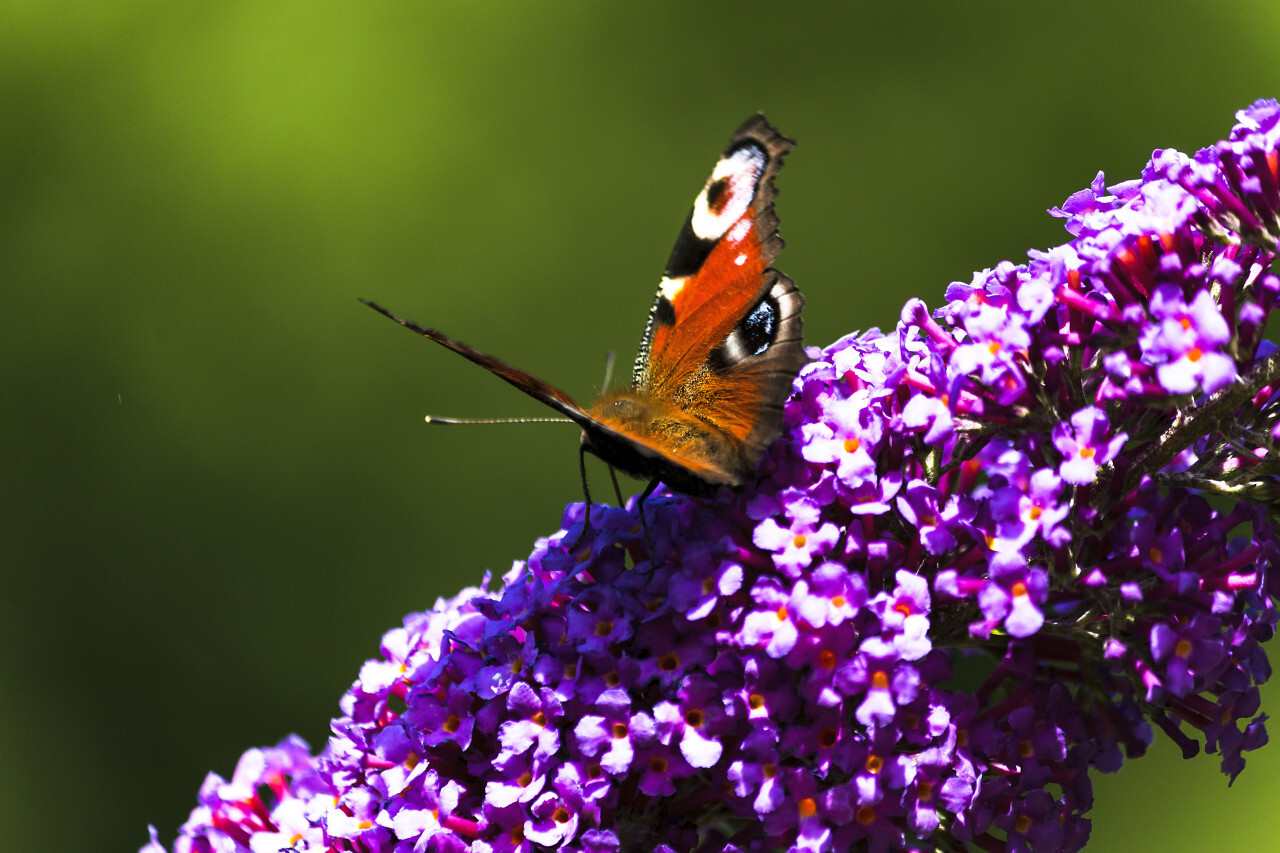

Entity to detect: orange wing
[587,115,804,489]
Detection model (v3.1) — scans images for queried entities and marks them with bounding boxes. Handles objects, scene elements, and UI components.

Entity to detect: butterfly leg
[569,443,594,551]
[608,466,625,507]
[635,478,661,557]
[607,464,652,555]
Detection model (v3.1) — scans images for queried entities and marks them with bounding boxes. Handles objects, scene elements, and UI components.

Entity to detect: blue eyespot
[740,297,777,356]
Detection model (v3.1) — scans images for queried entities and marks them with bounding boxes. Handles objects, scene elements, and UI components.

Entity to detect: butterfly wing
[586,115,804,490]
[359,299,597,427]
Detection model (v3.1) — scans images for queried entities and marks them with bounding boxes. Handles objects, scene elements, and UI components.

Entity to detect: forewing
[633,114,795,393]
[625,116,804,482]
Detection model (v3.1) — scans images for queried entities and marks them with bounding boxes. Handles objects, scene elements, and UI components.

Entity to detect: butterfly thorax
[583,389,746,496]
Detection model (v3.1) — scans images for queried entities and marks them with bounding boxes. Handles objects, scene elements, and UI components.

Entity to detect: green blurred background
[3,2,1279,850]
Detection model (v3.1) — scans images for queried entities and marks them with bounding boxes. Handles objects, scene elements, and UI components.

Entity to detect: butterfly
[361,115,804,533]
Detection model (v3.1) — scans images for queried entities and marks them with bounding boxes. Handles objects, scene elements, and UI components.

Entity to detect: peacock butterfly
[361,114,804,513]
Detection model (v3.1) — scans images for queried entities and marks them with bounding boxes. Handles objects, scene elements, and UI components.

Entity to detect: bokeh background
[3,2,1279,851]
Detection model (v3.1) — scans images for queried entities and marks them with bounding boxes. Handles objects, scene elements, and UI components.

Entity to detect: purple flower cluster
[145,101,1280,853]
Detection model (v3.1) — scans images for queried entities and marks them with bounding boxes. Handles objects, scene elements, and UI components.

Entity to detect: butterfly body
[362,115,803,500]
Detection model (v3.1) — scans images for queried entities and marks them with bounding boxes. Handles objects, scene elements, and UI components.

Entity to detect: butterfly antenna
[424,416,576,425]
[600,351,616,391]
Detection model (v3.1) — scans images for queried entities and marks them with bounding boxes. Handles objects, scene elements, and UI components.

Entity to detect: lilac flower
[979,562,1050,638]
[868,570,933,661]
[988,466,1070,550]
[525,786,583,847]
[654,676,727,768]
[147,103,1280,853]
[949,301,1032,404]
[753,490,841,577]
[1052,406,1127,485]
[1139,286,1236,393]
[1150,613,1228,698]
[801,393,884,488]
[791,561,867,628]
[896,481,971,555]
[741,576,801,658]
